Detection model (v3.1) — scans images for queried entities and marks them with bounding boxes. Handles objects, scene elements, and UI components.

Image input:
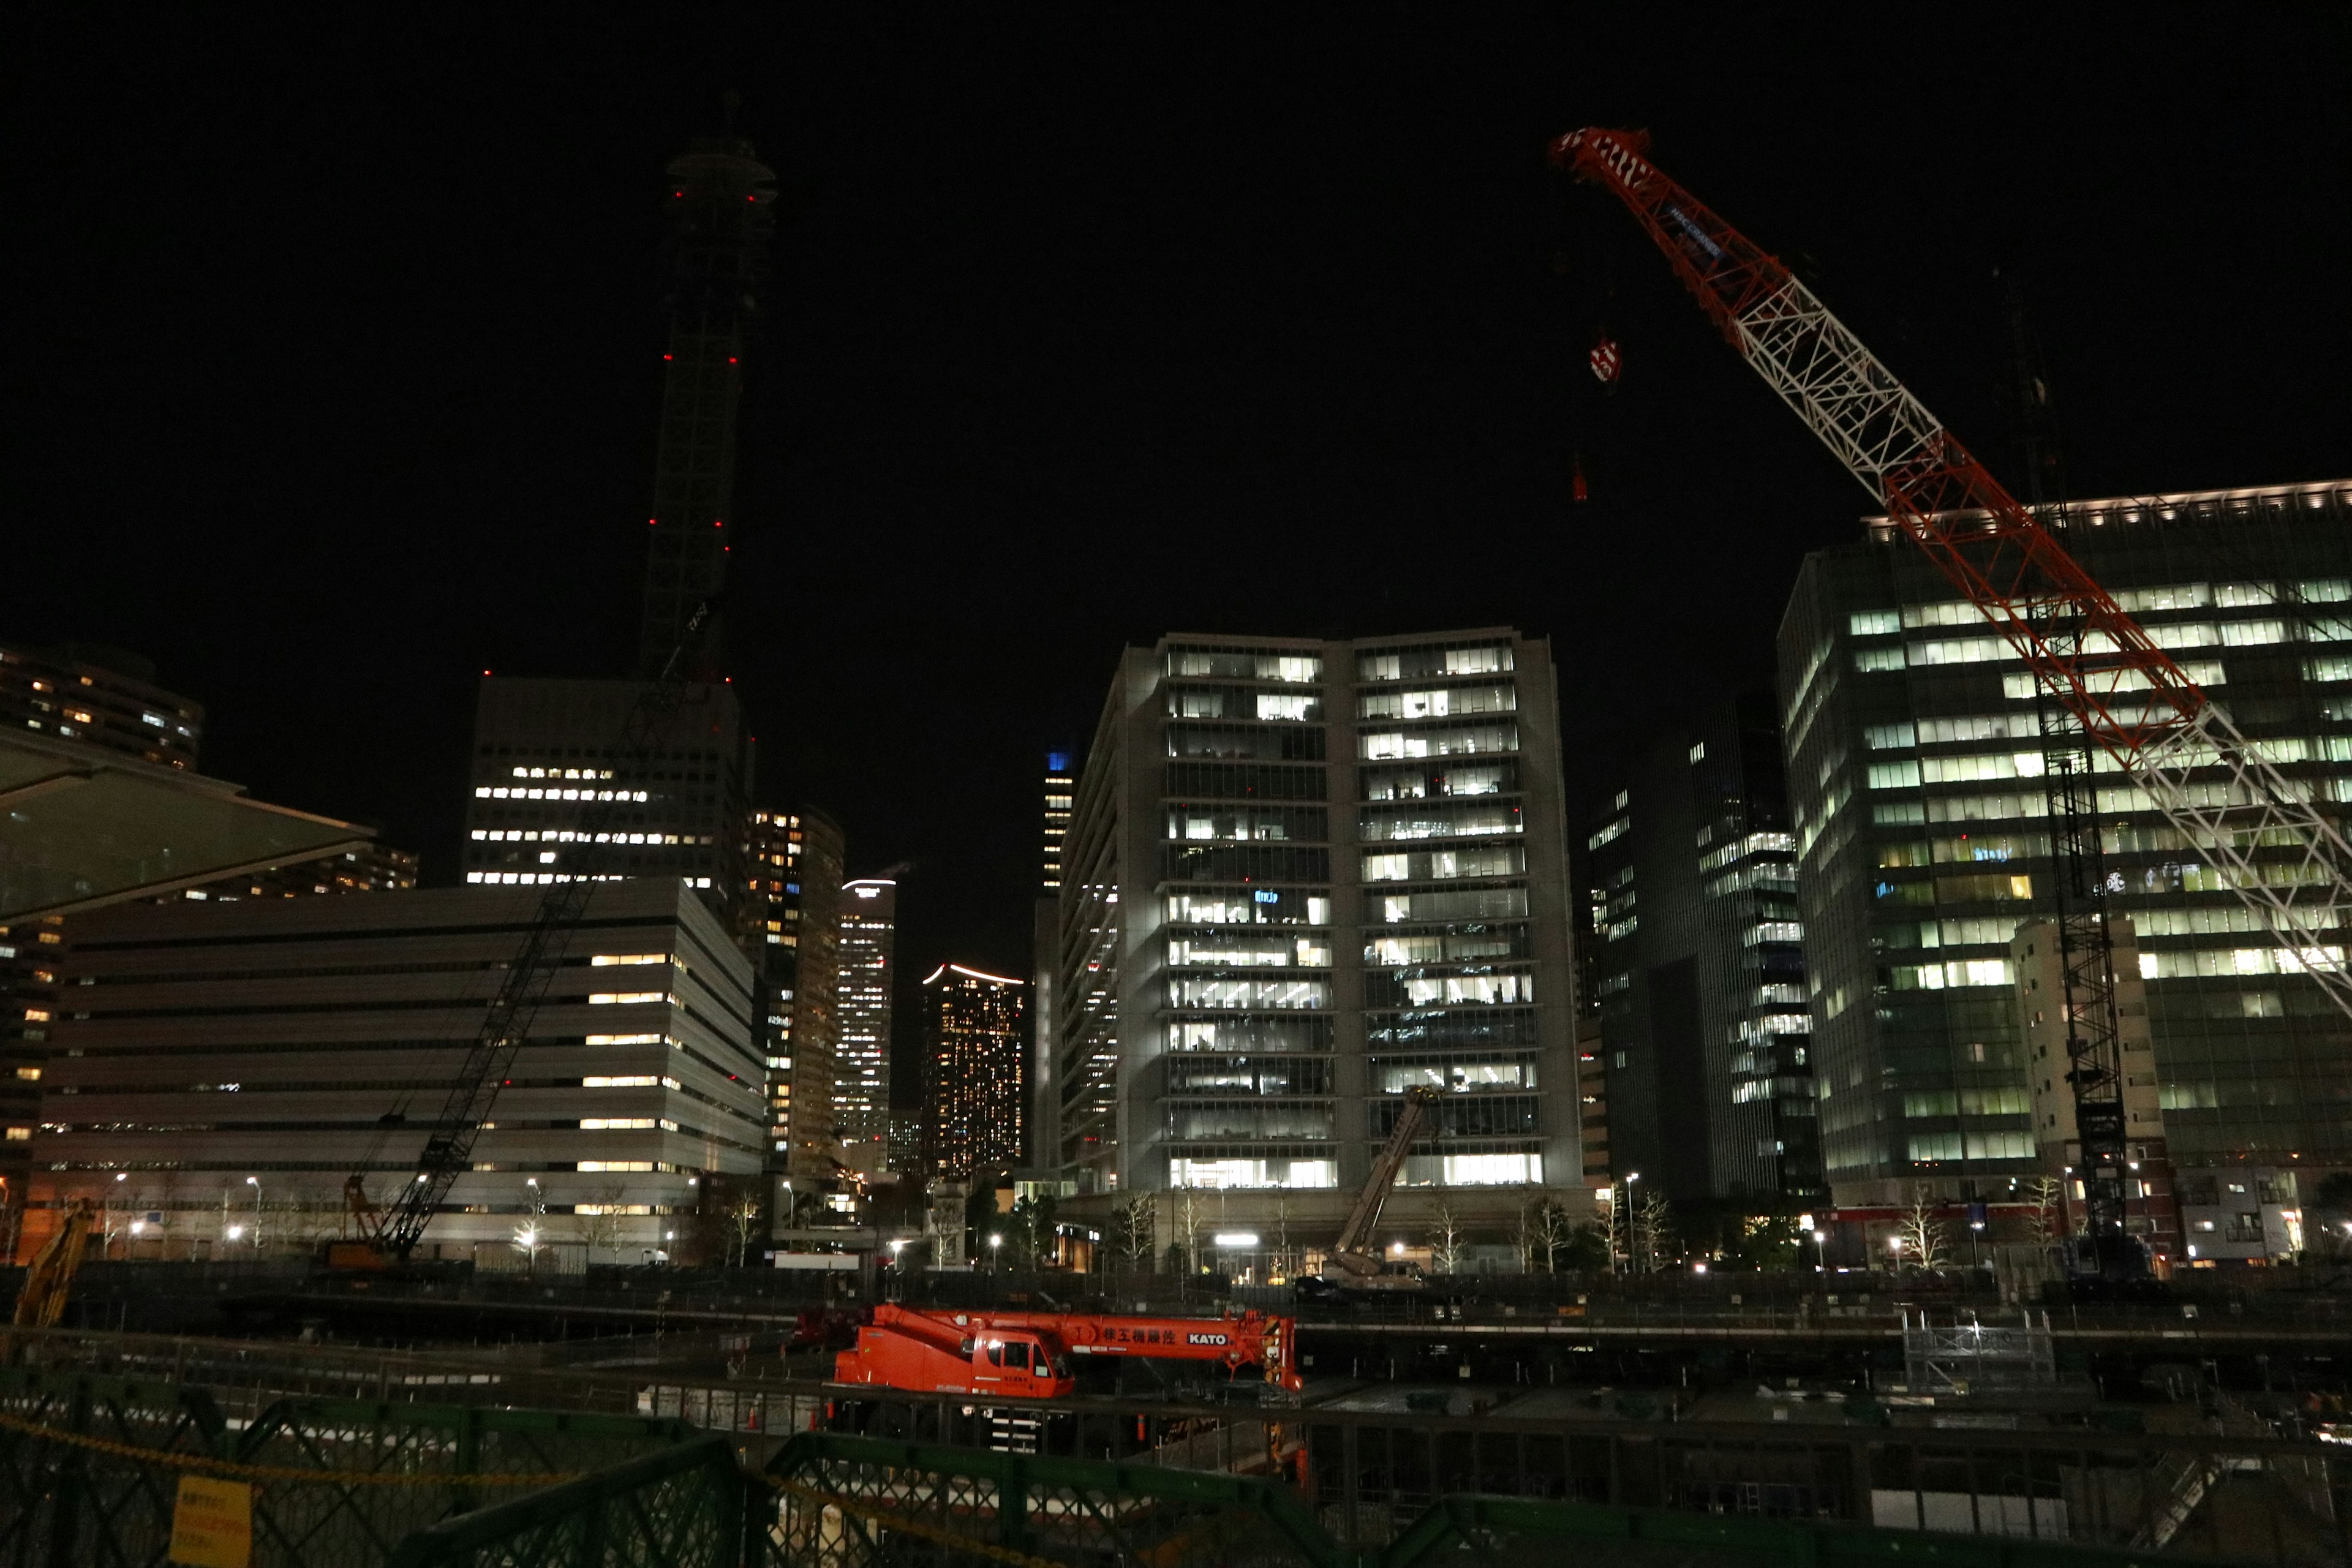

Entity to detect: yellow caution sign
[168,1475,252,1568]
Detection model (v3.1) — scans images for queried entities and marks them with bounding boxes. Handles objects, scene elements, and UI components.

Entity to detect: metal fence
[0,1365,698,1567]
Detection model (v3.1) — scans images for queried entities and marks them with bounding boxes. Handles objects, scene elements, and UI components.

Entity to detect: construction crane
[7,1199,96,1344]
[832,1305,1299,1398]
[1551,127,2352,1264]
[329,606,718,1268]
[1307,1084,1441,1295]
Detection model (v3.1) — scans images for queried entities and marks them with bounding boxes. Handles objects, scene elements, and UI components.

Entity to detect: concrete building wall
[33,881,761,1257]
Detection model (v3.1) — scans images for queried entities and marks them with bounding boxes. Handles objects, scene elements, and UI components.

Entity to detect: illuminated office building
[749,809,845,1177]
[921,965,1027,1180]
[1780,480,2352,1233]
[834,878,897,1148]
[1052,630,1585,1255]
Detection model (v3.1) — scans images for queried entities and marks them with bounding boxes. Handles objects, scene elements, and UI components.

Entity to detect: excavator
[6,1199,97,1352]
[1303,1085,1440,1297]
[831,1304,1300,1398]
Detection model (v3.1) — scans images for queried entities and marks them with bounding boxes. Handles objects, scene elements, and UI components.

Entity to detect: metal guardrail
[0,1365,2330,1567]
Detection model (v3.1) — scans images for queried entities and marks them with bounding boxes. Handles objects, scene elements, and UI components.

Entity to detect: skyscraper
[834,878,897,1148]
[1030,753,1072,1194]
[1586,692,1820,1208]
[1779,480,2352,1229]
[749,808,845,1178]
[921,965,1027,1180]
[1052,630,1585,1257]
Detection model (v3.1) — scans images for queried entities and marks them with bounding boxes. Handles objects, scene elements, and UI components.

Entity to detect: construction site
[8,97,2352,1562]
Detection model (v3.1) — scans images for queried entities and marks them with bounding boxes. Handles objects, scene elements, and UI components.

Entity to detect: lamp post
[1887,1234,1904,1273]
[988,1233,1002,1274]
[246,1176,262,1253]
[1623,1172,1642,1273]
[1813,1229,1831,1275]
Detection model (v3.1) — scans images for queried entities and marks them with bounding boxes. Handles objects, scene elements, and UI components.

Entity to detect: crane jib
[1662,205,1723,262]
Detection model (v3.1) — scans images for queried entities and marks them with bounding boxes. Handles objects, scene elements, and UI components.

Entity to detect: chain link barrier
[763,1472,1066,1568]
[0,1407,576,1489]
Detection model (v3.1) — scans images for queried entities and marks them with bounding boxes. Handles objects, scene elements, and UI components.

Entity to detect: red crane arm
[1549,128,2204,762]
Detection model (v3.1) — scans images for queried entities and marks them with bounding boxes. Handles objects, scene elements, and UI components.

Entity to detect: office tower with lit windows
[834,878,897,1148]
[1781,481,2352,1238]
[1586,692,1822,1209]
[749,808,845,1177]
[1052,630,1583,1259]
[0,642,202,767]
[921,965,1027,1180]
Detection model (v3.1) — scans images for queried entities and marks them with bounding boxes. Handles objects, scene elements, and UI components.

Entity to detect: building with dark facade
[1050,629,1586,1264]
[1585,693,1820,1210]
[921,964,1027,1180]
[0,643,202,769]
[1030,753,1072,1198]
[750,809,845,1185]
[1779,480,2352,1241]
[459,130,775,948]
[834,878,897,1149]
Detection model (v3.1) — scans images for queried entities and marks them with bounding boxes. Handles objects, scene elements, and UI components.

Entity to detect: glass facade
[1779,481,2352,1205]
[1587,694,1820,1208]
[1050,630,1581,1234]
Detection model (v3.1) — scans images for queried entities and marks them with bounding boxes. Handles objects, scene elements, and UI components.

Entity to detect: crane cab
[970,1332,1076,1398]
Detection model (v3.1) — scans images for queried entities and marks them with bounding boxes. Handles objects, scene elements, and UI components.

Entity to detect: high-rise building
[1042,755,1073,891]
[1779,480,2352,1221]
[1585,693,1820,1208]
[638,135,775,677]
[1030,752,1073,1200]
[0,642,202,769]
[1051,630,1585,1257]
[750,808,845,1178]
[921,965,1027,1180]
[461,679,753,921]
[834,878,897,1147]
[31,881,761,1257]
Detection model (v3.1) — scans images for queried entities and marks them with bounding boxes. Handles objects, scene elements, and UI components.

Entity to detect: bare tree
[1634,1189,1675,1273]
[1899,1185,1948,1272]
[2026,1174,2063,1245]
[1537,1199,1577,1274]
[1114,1193,1157,1273]
[576,1183,631,1264]
[1427,1203,1466,1276]
[726,1194,764,1268]
[1175,1191,1204,1273]
[1273,1196,1294,1281]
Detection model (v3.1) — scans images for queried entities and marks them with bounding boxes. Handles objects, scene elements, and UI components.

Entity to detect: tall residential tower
[834,878,897,1148]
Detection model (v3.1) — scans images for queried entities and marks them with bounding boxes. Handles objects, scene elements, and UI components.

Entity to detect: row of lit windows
[473,786,651,802]
[472,830,713,846]
[465,872,712,889]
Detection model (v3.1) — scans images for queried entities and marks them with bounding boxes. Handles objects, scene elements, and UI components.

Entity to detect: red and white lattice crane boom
[1551,129,2352,1023]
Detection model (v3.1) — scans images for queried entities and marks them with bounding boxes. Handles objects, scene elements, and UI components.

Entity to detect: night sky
[15,13,2351,1099]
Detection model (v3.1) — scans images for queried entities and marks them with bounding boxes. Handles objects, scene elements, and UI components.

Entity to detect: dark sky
[14,12,2352,1074]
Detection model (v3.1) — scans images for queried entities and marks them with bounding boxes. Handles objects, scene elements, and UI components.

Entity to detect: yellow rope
[0,1408,576,1488]
[765,1473,1065,1568]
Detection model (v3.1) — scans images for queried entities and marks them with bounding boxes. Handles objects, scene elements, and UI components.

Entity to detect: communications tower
[638,134,777,677]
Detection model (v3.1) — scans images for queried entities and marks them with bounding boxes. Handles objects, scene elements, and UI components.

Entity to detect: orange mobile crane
[832,1305,1301,1398]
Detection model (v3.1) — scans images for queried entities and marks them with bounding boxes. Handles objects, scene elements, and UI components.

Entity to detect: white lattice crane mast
[1551,127,2352,1022]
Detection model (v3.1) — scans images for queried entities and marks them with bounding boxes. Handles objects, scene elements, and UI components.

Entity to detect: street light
[988,1234,1002,1273]
[246,1176,262,1251]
